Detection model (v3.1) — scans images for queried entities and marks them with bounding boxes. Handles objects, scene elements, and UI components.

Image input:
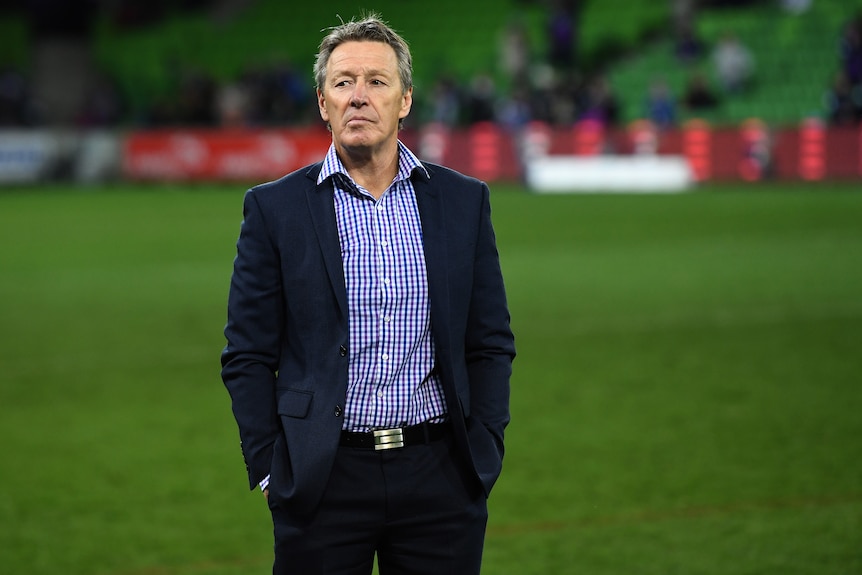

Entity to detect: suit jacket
[221,159,515,519]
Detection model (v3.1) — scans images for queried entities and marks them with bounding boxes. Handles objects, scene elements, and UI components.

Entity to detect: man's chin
[338,134,383,152]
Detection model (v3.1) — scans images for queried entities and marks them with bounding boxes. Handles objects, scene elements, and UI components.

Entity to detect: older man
[221,14,515,574]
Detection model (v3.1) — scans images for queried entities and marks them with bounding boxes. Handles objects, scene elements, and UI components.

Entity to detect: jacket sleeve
[221,188,283,490]
[465,182,516,455]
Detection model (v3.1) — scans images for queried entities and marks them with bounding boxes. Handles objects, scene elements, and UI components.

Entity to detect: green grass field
[1,182,860,574]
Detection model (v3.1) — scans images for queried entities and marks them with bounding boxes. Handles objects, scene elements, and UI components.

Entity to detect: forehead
[327,41,399,75]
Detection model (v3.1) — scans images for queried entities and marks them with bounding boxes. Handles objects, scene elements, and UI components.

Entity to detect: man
[221,14,515,574]
[713,32,754,93]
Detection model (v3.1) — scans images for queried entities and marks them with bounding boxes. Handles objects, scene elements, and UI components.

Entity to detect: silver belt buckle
[373,427,405,450]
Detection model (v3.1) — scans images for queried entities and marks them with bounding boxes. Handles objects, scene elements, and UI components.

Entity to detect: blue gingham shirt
[259,142,448,491]
[319,142,447,433]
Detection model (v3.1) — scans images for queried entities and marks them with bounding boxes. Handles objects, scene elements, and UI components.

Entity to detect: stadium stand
[87,0,539,121]
[607,0,862,126]
[2,0,862,128]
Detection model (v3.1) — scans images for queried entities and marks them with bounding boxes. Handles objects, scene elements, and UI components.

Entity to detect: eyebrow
[330,66,393,80]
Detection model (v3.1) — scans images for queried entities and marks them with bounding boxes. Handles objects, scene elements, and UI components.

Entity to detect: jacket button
[339,345,347,357]
[334,405,343,417]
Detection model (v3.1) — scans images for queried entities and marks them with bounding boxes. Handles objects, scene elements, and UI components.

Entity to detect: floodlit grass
[1,182,860,574]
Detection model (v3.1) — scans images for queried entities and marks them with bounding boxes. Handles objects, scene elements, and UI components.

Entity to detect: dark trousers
[270,432,488,575]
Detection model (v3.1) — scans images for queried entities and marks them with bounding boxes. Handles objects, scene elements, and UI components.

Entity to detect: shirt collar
[317,141,429,187]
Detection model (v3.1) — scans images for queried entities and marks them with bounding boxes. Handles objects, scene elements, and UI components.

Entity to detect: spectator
[524,64,556,125]
[215,81,250,127]
[579,74,620,128]
[464,72,498,124]
[499,19,531,83]
[839,17,862,87]
[713,32,754,93]
[739,118,772,180]
[546,0,578,70]
[546,69,581,126]
[0,66,36,126]
[682,72,720,112]
[232,65,268,125]
[174,69,217,126]
[645,78,676,130]
[498,85,533,131]
[266,59,314,125]
[76,72,126,127]
[674,21,705,65]
[824,71,861,126]
[424,74,462,127]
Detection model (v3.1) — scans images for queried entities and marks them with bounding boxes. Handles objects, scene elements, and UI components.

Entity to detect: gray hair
[313,14,413,95]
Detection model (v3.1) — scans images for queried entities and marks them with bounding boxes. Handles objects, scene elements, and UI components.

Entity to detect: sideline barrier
[122,128,332,181]
[0,130,120,184]
[0,130,70,183]
[402,119,862,188]
[2,120,861,186]
[526,156,693,193]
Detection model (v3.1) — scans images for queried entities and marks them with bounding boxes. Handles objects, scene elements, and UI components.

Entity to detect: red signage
[683,119,712,181]
[122,128,332,181]
[798,118,826,181]
[119,124,862,183]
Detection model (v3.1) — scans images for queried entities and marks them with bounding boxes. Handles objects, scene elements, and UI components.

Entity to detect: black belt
[340,421,450,451]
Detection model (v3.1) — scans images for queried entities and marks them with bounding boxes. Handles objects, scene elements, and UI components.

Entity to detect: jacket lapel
[413,168,468,423]
[413,169,450,342]
[305,169,348,321]
[303,163,448,330]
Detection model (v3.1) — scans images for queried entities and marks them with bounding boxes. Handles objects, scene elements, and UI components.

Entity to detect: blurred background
[1,2,861,575]
[2,0,862,185]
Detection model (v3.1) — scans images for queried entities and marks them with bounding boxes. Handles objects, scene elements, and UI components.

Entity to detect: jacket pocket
[277,389,313,419]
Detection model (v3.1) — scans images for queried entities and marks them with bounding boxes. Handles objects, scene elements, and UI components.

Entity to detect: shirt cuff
[259,475,270,491]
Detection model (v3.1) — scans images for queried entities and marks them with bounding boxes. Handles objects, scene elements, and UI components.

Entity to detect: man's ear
[399,87,413,120]
[317,89,329,123]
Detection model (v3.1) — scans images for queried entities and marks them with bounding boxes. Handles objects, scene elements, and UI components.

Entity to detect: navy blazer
[221,160,515,519]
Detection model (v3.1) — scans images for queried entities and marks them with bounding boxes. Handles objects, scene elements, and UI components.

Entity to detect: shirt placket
[373,193,396,425]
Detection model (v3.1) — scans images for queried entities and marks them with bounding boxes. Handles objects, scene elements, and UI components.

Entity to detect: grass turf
[0,182,860,574]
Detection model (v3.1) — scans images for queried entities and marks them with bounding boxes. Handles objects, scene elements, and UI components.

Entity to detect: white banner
[0,131,62,183]
[0,130,121,184]
[526,156,694,193]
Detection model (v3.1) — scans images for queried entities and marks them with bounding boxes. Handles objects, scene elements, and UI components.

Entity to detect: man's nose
[350,82,367,106]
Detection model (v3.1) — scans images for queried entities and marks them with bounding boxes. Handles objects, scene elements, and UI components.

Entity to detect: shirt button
[339,345,347,357]
[377,391,384,398]
[381,353,388,360]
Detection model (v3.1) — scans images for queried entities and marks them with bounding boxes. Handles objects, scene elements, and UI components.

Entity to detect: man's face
[317,41,412,154]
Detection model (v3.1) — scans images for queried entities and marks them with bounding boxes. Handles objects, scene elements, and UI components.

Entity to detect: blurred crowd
[142,58,315,128]
[417,1,621,133]
[2,0,862,131]
[639,1,757,131]
[825,13,862,126]
[132,0,604,131]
